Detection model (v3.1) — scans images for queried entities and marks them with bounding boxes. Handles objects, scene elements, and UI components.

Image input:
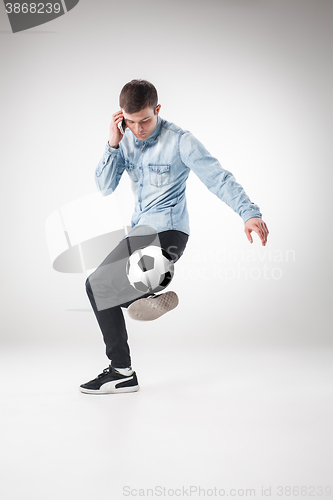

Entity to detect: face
[122,104,161,140]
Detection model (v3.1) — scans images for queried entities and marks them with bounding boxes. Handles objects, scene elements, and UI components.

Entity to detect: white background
[0,1,332,499]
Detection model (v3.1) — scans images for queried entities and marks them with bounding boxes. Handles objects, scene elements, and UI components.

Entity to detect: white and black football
[126,246,174,293]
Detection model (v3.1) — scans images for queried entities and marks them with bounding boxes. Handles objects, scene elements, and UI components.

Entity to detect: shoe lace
[97,366,111,378]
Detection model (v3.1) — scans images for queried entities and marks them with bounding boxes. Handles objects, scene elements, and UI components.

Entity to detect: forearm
[95,142,125,196]
[209,169,262,222]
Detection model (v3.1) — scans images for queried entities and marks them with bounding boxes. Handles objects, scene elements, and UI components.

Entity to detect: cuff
[241,207,262,224]
[106,141,119,153]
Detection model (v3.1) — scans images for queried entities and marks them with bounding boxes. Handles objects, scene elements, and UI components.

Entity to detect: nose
[136,124,143,133]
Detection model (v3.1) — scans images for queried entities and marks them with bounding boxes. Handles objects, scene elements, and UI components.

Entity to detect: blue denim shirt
[95,116,262,236]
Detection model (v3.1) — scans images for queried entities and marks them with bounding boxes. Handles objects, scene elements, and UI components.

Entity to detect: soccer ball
[126,245,174,294]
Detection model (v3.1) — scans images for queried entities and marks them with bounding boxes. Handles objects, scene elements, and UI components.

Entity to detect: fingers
[112,111,123,121]
[255,222,265,246]
[262,221,269,245]
[257,221,268,246]
[244,227,253,244]
[245,219,269,246]
[115,116,124,126]
[111,113,123,125]
[109,111,124,148]
[111,111,124,126]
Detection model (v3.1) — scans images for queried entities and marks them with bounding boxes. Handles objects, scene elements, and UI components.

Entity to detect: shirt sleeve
[179,131,262,223]
[95,142,126,196]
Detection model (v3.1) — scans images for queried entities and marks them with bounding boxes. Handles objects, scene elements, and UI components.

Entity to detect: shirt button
[139,167,142,170]
[157,169,160,173]
[140,183,143,187]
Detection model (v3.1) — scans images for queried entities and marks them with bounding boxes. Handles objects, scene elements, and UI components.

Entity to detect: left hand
[244,217,269,246]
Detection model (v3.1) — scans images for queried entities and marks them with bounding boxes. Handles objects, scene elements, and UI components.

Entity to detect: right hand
[108,110,125,149]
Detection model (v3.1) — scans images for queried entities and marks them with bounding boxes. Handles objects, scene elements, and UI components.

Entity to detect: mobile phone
[118,117,126,135]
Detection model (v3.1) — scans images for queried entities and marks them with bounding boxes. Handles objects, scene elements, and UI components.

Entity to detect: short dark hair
[119,79,158,114]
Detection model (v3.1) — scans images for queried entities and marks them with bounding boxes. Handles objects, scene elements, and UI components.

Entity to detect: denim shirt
[95,115,262,236]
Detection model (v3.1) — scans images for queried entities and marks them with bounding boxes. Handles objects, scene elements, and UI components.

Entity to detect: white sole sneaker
[127,291,179,321]
[79,366,139,394]
[79,381,139,394]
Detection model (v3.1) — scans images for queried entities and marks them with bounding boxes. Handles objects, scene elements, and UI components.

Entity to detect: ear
[155,104,161,115]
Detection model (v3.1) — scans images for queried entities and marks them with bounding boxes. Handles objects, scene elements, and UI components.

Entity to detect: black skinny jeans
[85,230,189,367]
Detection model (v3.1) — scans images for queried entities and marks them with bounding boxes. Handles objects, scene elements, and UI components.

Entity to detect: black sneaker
[79,365,139,394]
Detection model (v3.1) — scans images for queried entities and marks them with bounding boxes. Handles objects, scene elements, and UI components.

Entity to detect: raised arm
[179,131,269,245]
[95,112,127,196]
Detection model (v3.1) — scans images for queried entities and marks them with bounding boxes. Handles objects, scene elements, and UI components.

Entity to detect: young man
[80,80,269,394]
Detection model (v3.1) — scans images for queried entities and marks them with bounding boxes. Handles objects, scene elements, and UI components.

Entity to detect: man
[80,79,269,394]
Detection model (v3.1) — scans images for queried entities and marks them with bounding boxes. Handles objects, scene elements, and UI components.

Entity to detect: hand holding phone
[118,117,126,135]
[109,111,126,148]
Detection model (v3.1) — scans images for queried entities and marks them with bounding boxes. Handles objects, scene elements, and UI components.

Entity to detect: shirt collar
[134,115,163,145]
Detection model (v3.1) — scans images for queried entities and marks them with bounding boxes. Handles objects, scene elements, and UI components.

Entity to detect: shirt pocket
[125,161,139,182]
[148,164,171,187]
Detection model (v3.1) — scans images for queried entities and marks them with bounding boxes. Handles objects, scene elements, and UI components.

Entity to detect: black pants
[85,230,189,367]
